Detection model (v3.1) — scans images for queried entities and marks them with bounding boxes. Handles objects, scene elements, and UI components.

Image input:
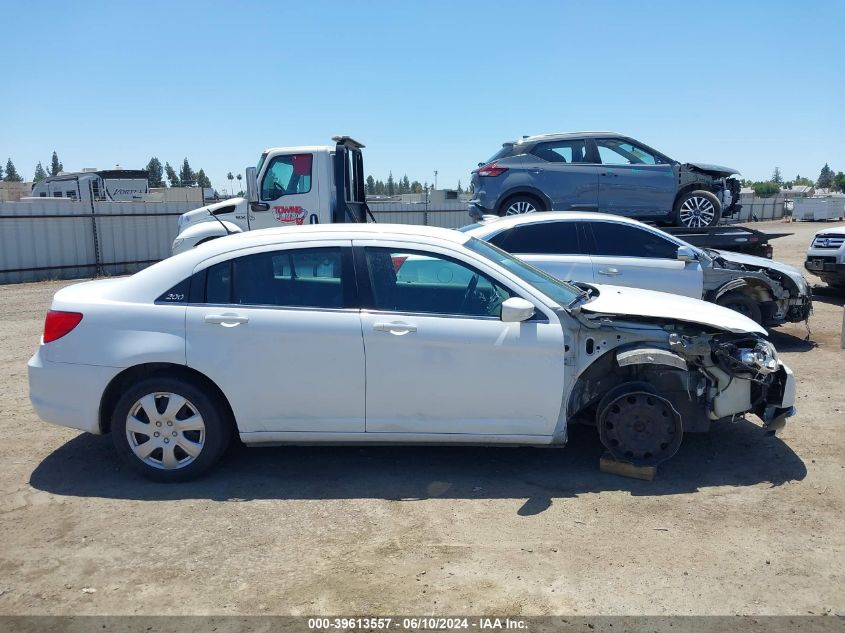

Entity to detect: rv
[30,169,150,202]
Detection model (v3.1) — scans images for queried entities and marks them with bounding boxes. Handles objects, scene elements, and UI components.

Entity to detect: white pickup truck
[172,136,369,255]
[805,224,845,288]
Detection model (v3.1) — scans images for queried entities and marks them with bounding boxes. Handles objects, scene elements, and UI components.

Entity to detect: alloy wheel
[125,392,206,470]
[505,200,538,215]
[678,196,716,228]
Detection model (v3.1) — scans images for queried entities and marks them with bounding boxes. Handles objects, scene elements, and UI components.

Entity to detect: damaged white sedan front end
[563,284,796,465]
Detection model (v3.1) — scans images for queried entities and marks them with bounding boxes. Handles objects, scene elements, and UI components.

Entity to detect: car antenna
[208,206,233,236]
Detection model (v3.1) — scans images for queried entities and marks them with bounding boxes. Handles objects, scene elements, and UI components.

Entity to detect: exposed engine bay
[679,163,742,216]
[563,314,795,466]
[702,250,813,326]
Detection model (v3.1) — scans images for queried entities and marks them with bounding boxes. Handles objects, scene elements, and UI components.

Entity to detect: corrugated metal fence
[0,199,195,284]
[367,202,469,228]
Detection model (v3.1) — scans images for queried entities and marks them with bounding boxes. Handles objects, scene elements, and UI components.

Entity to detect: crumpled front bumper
[760,363,796,435]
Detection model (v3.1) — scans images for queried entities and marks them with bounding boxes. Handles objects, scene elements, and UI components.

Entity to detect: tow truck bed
[661,225,790,258]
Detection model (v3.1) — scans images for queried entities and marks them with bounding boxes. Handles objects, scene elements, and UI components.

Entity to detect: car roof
[512,131,626,145]
[124,224,473,301]
[463,211,661,234]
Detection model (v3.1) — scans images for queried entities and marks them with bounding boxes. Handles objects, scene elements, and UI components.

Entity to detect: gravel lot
[0,220,843,616]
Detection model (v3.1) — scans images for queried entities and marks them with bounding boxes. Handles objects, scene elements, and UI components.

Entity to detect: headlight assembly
[714,337,779,376]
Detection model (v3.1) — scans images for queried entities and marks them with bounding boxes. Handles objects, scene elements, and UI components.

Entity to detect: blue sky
[2,1,843,192]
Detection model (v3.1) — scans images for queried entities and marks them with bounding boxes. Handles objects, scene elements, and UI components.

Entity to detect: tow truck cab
[172,136,368,255]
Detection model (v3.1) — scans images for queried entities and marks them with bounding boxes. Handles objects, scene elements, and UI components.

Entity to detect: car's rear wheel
[716,290,763,324]
[499,195,545,216]
[674,190,721,228]
[111,376,231,482]
[597,382,683,466]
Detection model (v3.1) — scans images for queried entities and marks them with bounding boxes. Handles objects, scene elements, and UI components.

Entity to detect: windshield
[465,237,582,307]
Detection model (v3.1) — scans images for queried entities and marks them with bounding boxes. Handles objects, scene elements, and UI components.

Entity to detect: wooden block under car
[599,452,657,481]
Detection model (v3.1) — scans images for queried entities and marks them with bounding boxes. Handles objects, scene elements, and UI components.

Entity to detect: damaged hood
[685,162,740,177]
[714,250,809,293]
[580,284,766,335]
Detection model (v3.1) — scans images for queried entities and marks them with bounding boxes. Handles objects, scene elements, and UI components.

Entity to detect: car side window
[489,222,582,255]
[588,223,679,259]
[260,153,313,200]
[364,247,514,318]
[596,139,661,166]
[203,247,344,308]
[530,140,589,163]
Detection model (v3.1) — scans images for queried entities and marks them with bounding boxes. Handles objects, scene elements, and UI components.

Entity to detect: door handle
[600,172,619,177]
[204,313,249,327]
[598,267,622,276]
[373,322,417,335]
[529,168,544,174]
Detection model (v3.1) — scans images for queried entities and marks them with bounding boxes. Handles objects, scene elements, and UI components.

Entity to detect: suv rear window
[484,144,514,163]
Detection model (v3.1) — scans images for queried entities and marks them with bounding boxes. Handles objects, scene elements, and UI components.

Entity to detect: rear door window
[588,222,678,259]
[530,139,589,163]
[203,247,345,308]
[489,221,583,254]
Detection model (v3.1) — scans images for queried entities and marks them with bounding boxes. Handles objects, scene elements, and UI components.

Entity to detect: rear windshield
[485,144,514,163]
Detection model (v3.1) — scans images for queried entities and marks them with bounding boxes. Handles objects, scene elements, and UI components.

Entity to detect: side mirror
[501,297,536,323]
[245,166,269,212]
[677,245,697,262]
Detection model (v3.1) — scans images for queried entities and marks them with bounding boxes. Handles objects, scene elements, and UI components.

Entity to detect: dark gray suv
[469,132,742,228]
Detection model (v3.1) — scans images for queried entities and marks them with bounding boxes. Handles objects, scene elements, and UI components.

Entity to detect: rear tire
[498,195,545,217]
[111,376,231,482]
[674,190,721,228]
[716,291,763,324]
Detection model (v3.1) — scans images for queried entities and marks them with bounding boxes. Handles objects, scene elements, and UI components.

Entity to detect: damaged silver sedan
[462,212,813,327]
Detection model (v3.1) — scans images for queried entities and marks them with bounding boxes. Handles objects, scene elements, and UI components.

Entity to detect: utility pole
[434,170,438,190]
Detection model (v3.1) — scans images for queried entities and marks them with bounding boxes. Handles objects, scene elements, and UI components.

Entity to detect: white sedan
[29,224,795,481]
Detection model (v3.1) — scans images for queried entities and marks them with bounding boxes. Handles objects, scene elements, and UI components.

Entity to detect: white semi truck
[172,136,369,255]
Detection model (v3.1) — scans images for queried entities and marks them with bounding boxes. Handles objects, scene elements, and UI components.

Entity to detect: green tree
[49,151,63,176]
[374,180,385,195]
[164,162,180,187]
[386,172,395,196]
[195,169,212,188]
[33,162,47,183]
[0,162,3,179]
[832,172,845,193]
[145,157,164,187]
[179,158,196,187]
[793,175,815,187]
[457,179,463,194]
[751,181,780,197]
[227,171,234,193]
[817,163,834,189]
[411,180,423,193]
[236,173,242,192]
[401,174,410,194]
[771,167,783,184]
[3,158,23,182]
[366,175,375,194]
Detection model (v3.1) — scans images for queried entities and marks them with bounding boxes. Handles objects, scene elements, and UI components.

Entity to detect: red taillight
[391,255,408,272]
[43,310,83,344]
[475,162,508,177]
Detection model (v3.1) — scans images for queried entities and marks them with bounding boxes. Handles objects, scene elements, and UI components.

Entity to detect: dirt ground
[0,220,843,616]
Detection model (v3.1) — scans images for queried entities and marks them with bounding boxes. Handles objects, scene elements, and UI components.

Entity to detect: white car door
[586,221,703,298]
[185,241,365,434]
[355,241,566,437]
[487,220,595,283]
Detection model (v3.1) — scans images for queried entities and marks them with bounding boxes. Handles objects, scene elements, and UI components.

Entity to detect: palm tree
[227,172,234,197]
[236,173,243,195]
